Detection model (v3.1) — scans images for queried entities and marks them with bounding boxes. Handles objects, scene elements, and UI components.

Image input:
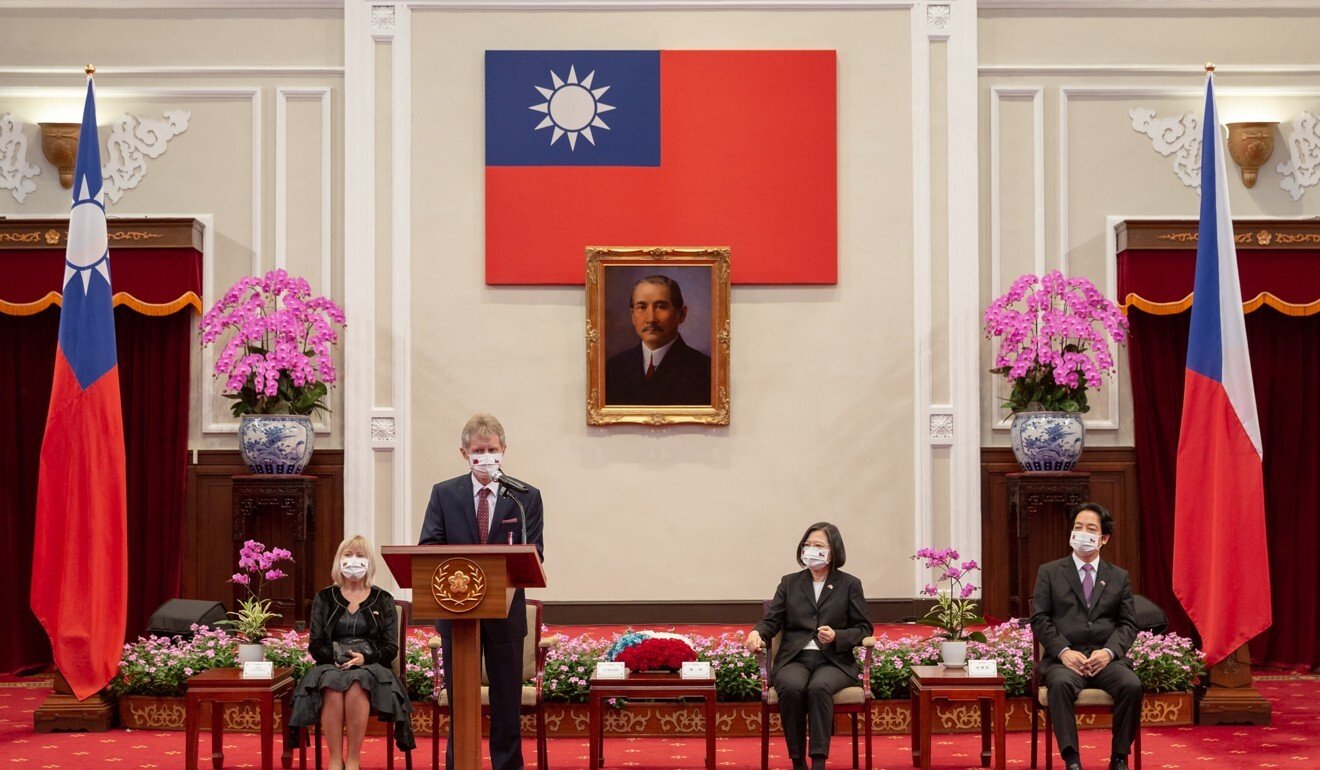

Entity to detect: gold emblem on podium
[431,558,487,612]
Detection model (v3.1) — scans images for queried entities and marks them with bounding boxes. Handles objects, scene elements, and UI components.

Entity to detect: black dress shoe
[1108,759,1129,770]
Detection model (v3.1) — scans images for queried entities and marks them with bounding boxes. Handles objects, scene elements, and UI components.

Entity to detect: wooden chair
[301,598,414,770]
[1029,640,1142,770]
[429,599,556,769]
[756,630,875,770]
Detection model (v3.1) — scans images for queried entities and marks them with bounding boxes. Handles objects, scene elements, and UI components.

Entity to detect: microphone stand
[498,484,528,546]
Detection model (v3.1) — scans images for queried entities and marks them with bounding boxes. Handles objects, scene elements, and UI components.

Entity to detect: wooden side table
[185,667,296,770]
[588,672,717,769]
[909,665,1006,770]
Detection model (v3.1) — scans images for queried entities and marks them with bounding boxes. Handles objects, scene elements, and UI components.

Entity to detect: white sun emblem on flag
[529,65,615,150]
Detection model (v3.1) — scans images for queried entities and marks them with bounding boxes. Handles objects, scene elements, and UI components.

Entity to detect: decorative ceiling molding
[102,110,191,205]
[1130,107,1202,192]
[1278,111,1320,202]
[0,113,41,204]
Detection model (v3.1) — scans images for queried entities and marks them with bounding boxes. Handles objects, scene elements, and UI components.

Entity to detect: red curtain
[0,307,191,674]
[1128,307,1320,670]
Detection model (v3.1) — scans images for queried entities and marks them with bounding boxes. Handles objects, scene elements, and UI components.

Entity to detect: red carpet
[0,675,1315,769]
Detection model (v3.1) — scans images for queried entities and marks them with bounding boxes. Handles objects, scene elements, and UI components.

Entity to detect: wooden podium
[380,545,546,770]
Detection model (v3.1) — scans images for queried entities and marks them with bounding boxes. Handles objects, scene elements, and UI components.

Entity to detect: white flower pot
[237,643,266,663]
[940,640,968,668]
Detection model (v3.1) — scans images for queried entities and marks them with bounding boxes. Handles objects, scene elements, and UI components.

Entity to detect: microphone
[491,469,530,494]
[492,469,530,546]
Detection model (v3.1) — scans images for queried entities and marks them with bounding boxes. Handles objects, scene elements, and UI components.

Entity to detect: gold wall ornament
[430,558,487,613]
[1226,122,1278,188]
[584,246,732,426]
[38,123,80,189]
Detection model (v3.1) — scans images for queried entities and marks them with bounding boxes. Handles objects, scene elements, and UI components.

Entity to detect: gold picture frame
[586,247,731,426]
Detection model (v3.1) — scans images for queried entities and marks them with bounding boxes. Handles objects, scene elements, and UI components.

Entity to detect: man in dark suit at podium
[419,413,545,770]
[1031,502,1141,770]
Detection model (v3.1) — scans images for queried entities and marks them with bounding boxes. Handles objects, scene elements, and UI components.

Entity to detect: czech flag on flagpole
[30,72,128,700]
[1172,68,1271,667]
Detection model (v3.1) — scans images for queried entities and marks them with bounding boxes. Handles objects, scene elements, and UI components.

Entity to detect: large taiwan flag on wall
[485,50,837,284]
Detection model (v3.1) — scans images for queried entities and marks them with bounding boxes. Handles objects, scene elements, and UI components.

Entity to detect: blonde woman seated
[288,535,414,770]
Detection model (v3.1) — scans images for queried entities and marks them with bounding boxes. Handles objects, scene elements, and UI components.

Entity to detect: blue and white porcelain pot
[238,414,315,474]
[1009,411,1085,471]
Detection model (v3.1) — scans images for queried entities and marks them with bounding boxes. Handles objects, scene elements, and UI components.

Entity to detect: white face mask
[801,546,830,569]
[340,556,369,579]
[1069,530,1101,556]
[468,451,503,475]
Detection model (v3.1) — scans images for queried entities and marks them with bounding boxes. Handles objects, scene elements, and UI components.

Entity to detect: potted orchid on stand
[199,269,346,474]
[913,547,986,668]
[983,270,1128,471]
[220,540,294,662]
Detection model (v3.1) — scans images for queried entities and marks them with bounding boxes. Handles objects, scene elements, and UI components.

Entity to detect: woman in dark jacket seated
[745,522,873,770]
[289,535,414,770]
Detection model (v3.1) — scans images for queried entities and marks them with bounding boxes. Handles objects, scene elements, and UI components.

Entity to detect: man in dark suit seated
[1031,502,1141,770]
[419,413,545,770]
[604,274,711,405]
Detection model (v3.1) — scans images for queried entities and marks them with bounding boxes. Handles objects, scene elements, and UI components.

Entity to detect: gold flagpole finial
[1205,62,1215,73]
[85,64,95,76]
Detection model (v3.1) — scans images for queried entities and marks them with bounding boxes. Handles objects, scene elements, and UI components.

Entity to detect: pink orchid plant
[219,539,294,643]
[913,547,987,642]
[199,269,345,418]
[984,270,1129,413]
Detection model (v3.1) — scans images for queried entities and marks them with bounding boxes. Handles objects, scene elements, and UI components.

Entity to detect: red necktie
[476,487,491,543]
[645,359,656,380]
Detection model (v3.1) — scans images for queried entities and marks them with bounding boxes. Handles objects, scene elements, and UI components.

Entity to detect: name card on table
[680,661,712,679]
[594,661,627,679]
[967,659,998,677]
[242,661,274,679]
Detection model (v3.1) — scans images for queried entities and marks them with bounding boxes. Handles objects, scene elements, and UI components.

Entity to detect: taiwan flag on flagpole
[1171,68,1271,667]
[30,72,128,700]
[485,50,837,284]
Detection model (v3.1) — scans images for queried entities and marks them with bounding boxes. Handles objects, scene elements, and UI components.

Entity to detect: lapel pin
[827,584,833,590]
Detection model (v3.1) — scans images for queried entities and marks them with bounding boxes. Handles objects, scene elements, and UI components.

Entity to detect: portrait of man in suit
[604,272,712,406]
[1031,502,1141,770]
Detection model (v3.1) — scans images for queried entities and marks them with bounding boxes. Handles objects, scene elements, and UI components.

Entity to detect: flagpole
[1172,59,1273,728]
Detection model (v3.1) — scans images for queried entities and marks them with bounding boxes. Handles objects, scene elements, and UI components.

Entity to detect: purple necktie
[1081,563,1095,605]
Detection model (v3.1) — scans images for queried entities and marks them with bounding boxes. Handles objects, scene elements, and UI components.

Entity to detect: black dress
[288,586,415,750]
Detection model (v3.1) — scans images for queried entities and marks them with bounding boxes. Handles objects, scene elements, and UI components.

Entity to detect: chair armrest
[756,647,771,704]
[429,636,445,697]
[855,639,875,701]
[538,637,559,650]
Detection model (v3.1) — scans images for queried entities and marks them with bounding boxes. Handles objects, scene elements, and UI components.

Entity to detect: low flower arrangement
[110,625,239,697]
[1127,630,1206,692]
[697,634,761,702]
[607,631,698,672]
[108,625,1203,703]
[405,629,441,701]
[543,634,610,702]
[261,628,316,682]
